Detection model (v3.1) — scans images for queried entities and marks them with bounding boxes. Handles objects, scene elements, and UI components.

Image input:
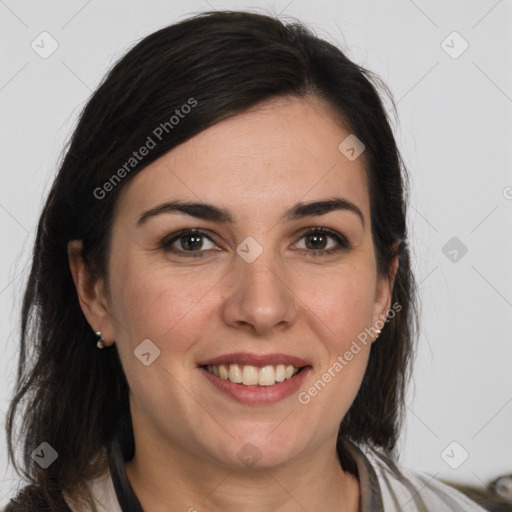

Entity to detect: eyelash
[160,227,352,258]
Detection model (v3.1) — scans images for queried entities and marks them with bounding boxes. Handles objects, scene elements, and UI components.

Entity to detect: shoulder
[2,483,71,512]
[4,466,122,512]
[365,450,490,511]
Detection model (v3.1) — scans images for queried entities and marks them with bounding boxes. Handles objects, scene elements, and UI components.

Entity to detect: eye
[293,227,352,257]
[160,227,352,258]
[160,228,217,258]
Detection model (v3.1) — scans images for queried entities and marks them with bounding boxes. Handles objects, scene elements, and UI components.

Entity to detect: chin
[215,428,306,470]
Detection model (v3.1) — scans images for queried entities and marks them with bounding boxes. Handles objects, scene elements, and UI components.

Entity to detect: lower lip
[198,366,312,404]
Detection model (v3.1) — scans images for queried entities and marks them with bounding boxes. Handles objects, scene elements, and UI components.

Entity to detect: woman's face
[96,96,394,469]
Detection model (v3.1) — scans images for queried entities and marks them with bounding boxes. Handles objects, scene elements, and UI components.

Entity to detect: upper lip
[197,352,311,368]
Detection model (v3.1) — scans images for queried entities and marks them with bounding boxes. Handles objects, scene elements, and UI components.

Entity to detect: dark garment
[107,436,144,512]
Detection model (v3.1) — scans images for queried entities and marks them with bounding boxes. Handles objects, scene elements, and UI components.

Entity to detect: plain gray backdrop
[1,0,511,506]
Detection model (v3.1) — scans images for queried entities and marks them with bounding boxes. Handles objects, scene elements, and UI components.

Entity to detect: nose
[221,246,298,336]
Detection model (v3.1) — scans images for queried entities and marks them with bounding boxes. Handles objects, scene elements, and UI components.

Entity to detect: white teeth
[258,365,275,386]
[218,364,229,380]
[275,364,286,382]
[228,363,243,383]
[242,365,259,385]
[206,363,301,386]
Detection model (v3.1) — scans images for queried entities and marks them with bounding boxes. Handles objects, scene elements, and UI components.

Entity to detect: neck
[124,432,359,512]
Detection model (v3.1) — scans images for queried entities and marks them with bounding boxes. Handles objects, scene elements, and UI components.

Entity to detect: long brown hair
[5,10,417,510]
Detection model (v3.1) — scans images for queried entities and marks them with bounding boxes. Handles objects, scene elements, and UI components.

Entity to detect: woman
[3,10,488,512]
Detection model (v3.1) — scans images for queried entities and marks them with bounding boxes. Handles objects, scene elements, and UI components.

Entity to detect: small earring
[95,331,105,349]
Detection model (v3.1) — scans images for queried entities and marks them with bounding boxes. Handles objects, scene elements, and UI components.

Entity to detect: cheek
[295,265,376,409]
[108,257,219,352]
[302,263,377,343]
[107,265,214,413]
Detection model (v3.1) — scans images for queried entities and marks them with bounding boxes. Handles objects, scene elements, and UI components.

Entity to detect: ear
[67,240,115,346]
[372,243,399,339]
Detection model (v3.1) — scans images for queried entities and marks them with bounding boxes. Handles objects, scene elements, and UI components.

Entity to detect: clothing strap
[108,438,145,512]
[340,438,385,511]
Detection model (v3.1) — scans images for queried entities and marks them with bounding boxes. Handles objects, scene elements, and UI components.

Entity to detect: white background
[1,0,511,506]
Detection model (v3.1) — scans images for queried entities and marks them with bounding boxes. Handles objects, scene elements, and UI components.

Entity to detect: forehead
[115,96,370,224]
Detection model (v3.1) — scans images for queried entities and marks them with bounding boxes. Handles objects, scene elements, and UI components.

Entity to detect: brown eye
[160,227,351,259]
[161,229,217,257]
[295,228,351,257]
[303,232,330,250]
[177,234,205,251]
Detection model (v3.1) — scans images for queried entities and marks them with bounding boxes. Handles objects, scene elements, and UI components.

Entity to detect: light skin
[68,95,398,512]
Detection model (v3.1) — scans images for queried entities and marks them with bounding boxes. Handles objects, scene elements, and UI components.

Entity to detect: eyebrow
[137,197,365,229]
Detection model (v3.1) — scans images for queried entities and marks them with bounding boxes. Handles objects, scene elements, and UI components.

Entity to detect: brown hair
[5,9,417,510]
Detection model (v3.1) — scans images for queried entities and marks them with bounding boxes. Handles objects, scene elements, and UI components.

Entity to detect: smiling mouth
[200,363,306,387]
